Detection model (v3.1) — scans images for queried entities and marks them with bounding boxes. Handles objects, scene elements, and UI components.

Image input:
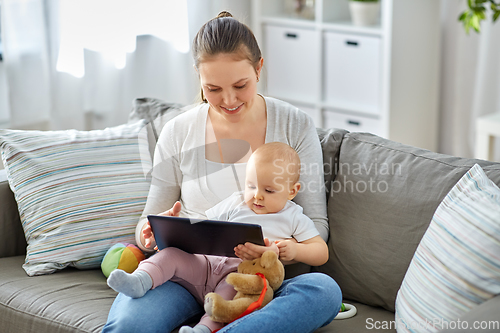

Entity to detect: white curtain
[1,0,52,127]
[439,0,500,160]
[1,0,251,130]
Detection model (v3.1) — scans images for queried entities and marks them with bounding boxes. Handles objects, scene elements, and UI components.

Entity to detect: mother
[103,11,341,333]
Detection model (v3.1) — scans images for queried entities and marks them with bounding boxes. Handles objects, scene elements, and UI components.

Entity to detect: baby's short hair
[252,142,301,183]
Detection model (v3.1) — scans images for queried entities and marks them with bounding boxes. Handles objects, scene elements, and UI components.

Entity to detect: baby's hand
[276,239,298,262]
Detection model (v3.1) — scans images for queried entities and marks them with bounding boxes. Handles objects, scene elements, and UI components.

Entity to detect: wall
[439,0,500,161]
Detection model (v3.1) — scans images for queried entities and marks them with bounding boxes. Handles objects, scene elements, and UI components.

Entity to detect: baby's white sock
[107,269,153,298]
[179,324,212,333]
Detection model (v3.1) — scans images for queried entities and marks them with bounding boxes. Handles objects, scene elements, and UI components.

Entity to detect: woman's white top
[136,96,328,251]
[205,159,247,201]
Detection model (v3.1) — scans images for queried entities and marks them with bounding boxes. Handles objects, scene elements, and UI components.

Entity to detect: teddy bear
[204,250,285,324]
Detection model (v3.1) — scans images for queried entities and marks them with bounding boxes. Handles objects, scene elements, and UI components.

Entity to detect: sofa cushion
[317,127,349,199]
[317,300,396,333]
[128,97,188,138]
[316,132,500,312]
[0,256,115,333]
[128,97,190,156]
[439,294,500,332]
[395,164,500,332]
[0,121,152,276]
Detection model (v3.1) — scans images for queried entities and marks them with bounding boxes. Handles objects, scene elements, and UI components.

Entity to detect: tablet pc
[147,215,265,257]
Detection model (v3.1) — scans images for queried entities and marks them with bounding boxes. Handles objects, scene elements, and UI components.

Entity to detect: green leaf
[494,10,500,22]
[461,13,471,34]
[459,0,500,34]
[472,5,485,13]
[471,14,481,32]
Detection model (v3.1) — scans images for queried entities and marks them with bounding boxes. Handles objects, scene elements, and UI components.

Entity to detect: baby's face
[244,156,298,214]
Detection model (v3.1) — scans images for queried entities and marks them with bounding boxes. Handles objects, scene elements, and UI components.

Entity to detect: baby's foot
[179,324,211,333]
[107,269,152,298]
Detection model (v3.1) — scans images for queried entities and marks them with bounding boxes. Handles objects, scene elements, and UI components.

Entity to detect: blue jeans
[102,272,342,333]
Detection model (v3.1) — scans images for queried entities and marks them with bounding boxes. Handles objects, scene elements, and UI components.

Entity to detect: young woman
[103,11,341,333]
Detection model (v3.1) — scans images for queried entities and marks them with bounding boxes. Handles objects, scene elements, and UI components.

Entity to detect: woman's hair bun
[216,11,233,19]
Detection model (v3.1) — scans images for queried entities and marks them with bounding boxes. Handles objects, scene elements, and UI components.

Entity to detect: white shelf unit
[252,0,440,151]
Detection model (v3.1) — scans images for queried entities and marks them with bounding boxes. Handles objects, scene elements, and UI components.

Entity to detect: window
[0,5,3,61]
[56,0,189,77]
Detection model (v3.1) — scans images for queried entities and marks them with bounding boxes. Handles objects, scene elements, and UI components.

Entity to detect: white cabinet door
[324,32,382,116]
[324,110,382,136]
[264,25,319,103]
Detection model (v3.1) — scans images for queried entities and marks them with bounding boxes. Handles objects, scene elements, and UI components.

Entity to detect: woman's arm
[287,107,329,242]
[135,121,182,252]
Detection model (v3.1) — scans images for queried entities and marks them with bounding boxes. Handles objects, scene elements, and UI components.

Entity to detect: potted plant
[349,0,380,27]
[458,0,500,33]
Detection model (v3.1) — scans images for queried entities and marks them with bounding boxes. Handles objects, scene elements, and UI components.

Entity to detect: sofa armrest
[439,295,500,332]
[0,169,27,258]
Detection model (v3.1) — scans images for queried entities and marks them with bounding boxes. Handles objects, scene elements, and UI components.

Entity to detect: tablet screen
[148,215,265,257]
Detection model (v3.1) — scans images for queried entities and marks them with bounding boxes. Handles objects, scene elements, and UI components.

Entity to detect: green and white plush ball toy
[101,243,145,278]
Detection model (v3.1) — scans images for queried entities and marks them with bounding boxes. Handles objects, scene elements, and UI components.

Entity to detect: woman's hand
[142,201,182,249]
[158,201,182,217]
[234,237,279,260]
[142,222,155,249]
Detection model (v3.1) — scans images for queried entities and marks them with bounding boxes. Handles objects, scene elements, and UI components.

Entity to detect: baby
[107,142,328,333]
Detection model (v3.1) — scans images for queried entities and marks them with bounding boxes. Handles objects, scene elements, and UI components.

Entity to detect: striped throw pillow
[395,164,500,332]
[0,120,152,276]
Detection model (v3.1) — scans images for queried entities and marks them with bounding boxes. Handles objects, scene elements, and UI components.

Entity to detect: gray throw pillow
[317,127,349,200]
[128,98,193,157]
[315,132,500,312]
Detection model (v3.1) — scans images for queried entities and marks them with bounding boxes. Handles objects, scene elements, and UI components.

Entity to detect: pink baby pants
[137,247,242,331]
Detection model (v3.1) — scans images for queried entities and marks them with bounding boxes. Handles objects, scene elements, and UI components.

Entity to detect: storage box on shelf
[264,24,319,104]
[251,0,440,151]
[323,32,381,117]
